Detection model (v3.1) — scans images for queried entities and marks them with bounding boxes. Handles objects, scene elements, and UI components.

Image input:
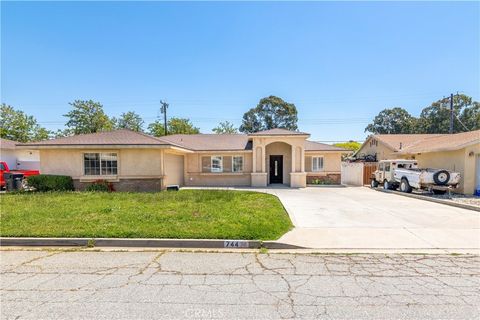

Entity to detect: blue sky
[2,1,479,142]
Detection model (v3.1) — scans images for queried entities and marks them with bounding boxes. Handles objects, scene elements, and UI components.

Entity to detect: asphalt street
[1,250,479,319]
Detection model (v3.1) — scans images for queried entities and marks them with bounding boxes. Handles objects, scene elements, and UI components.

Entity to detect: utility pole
[449,93,454,134]
[160,100,169,136]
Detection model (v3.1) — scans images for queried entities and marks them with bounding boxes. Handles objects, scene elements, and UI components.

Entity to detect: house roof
[160,134,252,151]
[17,129,348,152]
[305,141,350,152]
[399,130,480,154]
[372,134,443,152]
[19,130,173,147]
[248,128,309,136]
[0,138,18,150]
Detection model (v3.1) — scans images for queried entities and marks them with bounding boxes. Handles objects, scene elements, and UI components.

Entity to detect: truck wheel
[383,180,391,190]
[400,178,412,193]
[433,170,450,185]
[371,179,379,188]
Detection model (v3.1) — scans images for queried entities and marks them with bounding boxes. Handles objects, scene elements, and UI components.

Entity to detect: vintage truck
[0,161,39,189]
[370,159,461,194]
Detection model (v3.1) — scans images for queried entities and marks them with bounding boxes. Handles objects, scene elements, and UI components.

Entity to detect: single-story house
[354,130,480,194]
[354,134,443,161]
[0,138,40,170]
[18,128,350,191]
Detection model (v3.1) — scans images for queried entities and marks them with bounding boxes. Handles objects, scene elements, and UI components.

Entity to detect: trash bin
[3,173,13,191]
[13,174,24,190]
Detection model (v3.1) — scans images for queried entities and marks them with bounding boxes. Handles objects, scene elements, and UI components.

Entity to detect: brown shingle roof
[304,141,350,152]
[19,130,173,147]
[16,129,350,153]
[0,138,18,150]
[248,128,309,136]
[399,130,480,153]
[160,134,252,151]
[372,134,443,151]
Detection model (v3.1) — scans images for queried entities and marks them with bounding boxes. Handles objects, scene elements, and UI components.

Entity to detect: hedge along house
[18,128,350,191]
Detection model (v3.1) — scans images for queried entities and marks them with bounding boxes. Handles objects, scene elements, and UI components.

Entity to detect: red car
[0,161,39,189]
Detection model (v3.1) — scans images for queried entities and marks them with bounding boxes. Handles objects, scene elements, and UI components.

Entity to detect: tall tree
[148,117,200,137]
[365,107,417,134]
[63,100,113,135]
[113,111,144,132]
[0,104,51,142]
[239,96,298,133]
[417,94,479,133]
[212,121,238,134]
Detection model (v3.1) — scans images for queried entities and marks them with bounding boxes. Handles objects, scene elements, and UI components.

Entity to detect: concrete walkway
[264,186,480,251]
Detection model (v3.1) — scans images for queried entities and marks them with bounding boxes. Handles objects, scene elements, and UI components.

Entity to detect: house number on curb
[224,240,249,248]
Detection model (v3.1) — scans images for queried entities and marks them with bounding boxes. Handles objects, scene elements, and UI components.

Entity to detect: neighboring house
[398,130,480,195]
[355,134,442,161]
[18,128,350,191]
[354,131,480,194]
[0,138,40,170]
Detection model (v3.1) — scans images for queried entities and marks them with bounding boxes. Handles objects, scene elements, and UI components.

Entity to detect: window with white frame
[312,156,324,172]
[232,156,243,172]
[211,156,223,173]
[84,153,118,176]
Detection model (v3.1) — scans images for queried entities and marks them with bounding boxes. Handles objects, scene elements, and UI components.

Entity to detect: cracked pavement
[1,250,479,319]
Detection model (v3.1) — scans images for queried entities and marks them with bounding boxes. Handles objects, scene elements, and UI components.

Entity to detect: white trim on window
[232,155,244,173]
[83,152,118,176]
[211,156,223,173]
[312,156,324,172]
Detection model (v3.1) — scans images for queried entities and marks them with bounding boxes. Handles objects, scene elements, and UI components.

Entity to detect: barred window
[84,153,117,176]
[232,156,243,172]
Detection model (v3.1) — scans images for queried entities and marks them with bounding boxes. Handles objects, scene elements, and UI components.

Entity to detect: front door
[269,155,283,184]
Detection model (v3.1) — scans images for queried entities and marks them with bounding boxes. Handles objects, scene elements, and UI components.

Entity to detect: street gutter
[0,237,304,249]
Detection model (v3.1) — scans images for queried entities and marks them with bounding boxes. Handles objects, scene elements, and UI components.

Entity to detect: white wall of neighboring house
[0,149,18,169]
[0,148,40,170]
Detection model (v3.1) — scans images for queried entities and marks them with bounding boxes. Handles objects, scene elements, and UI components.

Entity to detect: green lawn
[0,190,292,240]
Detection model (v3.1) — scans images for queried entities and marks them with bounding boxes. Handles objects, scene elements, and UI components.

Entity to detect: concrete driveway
[263,186,480,251]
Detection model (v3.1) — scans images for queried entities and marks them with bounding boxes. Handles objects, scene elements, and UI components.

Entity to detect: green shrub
[27,175,74,192]
[85,180,114,192]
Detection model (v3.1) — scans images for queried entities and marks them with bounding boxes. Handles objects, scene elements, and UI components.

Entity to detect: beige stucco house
[355,130,480,194]
[19,128,349,191]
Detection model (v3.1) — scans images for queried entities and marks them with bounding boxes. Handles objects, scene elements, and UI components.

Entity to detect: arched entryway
[265,142,292,185]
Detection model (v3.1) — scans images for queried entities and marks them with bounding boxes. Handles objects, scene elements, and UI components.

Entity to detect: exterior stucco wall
[164,153,184,186]
[305,152,342,174]
[39,148,163,179]
[184,152,252,186]
[265,142,292,185]
[406,143,480,194]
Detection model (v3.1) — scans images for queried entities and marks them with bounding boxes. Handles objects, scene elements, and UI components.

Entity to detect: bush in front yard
[85,180,114,192]
[27,174,74,192]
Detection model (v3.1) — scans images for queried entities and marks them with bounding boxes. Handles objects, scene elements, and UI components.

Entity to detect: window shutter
[305,156,312,172]
[202,156,211,173]
[223,156,232,173]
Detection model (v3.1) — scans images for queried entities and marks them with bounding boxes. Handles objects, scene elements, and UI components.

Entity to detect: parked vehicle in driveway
[0,161,39,189]
[370,159,461,194]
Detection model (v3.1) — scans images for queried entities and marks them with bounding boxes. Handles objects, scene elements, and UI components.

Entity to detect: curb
[0,237,306,249]
[374,188,480,212]
[0,237,263,249]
